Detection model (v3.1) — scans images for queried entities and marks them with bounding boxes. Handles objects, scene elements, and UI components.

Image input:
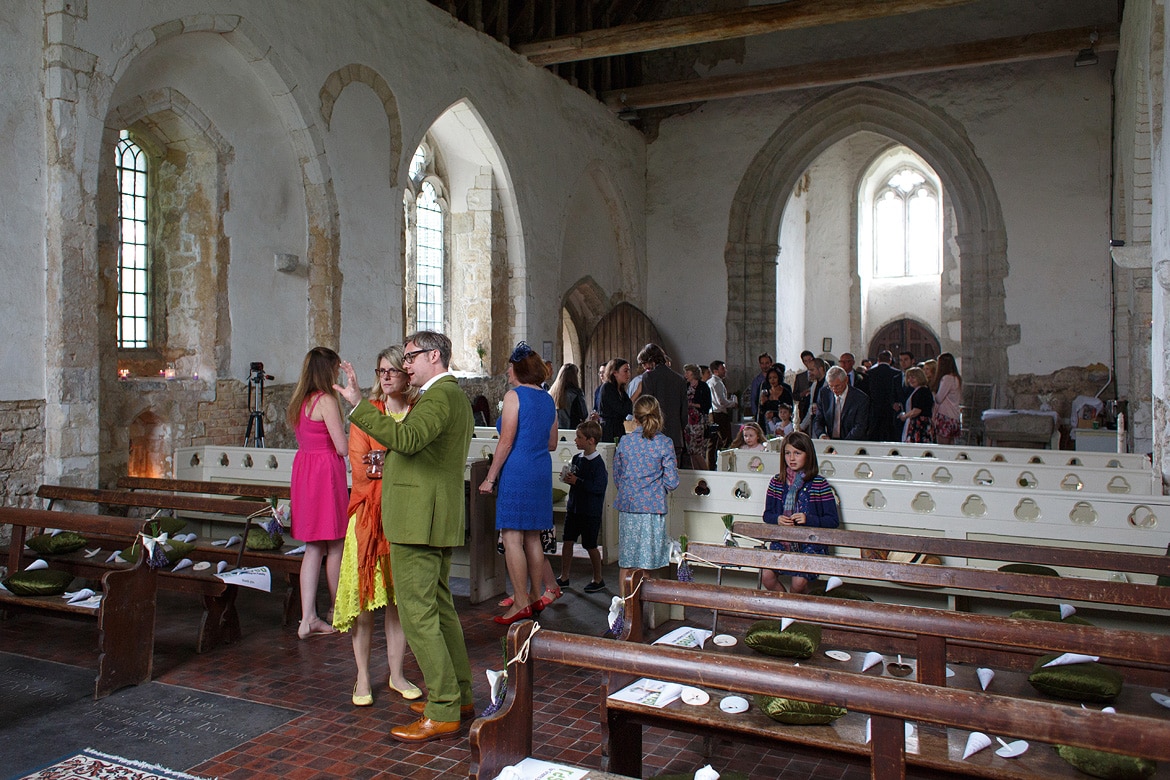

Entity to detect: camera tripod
[243,362,274,447]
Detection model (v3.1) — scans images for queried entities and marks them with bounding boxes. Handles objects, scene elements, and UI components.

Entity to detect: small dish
[193,561,211,572]
[712,634,737,647]
[681,687,710,706]
[995,739,1029,758]
[719,695,748,714]
[824,650,851,662]
[1151,692,1170,709]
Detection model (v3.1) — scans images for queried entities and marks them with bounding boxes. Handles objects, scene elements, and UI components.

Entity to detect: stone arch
[725,83,1014,395]
[561,276,610,371]
[319,64,403,187]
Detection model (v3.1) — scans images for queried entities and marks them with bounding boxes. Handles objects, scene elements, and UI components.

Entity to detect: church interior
[3,0,1170,778]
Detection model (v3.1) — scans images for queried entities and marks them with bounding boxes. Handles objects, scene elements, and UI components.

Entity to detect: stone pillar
[453,166,498,373]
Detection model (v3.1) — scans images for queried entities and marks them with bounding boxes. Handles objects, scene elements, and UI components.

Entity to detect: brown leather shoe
[410,701,476,720]
[389,716,461,743]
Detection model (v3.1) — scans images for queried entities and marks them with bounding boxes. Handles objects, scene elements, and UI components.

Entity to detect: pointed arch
[584,302,664,405]
[725,83,1015,394]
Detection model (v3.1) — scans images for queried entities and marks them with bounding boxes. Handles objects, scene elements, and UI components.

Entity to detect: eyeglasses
[402,348,433,365]
[374,367,402,378]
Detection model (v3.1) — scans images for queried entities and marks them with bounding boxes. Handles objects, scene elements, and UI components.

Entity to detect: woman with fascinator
[478,342,559,624]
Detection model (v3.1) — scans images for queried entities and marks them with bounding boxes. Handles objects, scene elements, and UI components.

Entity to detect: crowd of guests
[281,335,960,742]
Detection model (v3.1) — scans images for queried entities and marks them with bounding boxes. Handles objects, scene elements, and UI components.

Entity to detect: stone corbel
[1110,243,1152,270]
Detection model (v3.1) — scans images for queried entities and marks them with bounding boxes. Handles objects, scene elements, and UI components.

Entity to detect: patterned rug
[16,748,208,780]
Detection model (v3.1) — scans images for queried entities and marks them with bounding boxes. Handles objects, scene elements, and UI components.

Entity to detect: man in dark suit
[636,343,688,458]
[865,350,904,442]
[813,366,871,440]
[339,330,475,743]
[839,352,868,393]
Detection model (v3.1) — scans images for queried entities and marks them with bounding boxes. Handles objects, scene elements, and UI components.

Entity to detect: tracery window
[406,142,447,333]
[115,131,150,348]
[873,167,940,278]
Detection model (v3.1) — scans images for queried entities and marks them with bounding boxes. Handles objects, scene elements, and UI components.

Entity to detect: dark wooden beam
[603,26,1118,111]
[518,0,980,65]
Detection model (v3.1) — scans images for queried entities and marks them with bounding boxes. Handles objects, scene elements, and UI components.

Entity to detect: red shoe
[493,606,533,625]
[530,598,545,613]
[539,587,562,608]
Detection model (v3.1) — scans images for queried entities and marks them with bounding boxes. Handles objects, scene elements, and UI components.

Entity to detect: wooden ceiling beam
[602,26,1117,111]
[518,0,980,65]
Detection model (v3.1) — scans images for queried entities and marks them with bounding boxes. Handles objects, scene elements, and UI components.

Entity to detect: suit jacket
[640,364,688,450]
[864,362,903,441]
[349,375,474,548]
[812,385,871,440]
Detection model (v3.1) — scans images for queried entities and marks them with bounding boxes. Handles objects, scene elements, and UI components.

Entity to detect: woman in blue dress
[478,342,558,624]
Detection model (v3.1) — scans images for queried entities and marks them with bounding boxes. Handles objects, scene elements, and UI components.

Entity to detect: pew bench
[0,508,157,698]
[472,623,1170,780]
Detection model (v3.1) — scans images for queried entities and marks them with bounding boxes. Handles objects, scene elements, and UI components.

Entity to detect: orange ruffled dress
[333,401,405,632]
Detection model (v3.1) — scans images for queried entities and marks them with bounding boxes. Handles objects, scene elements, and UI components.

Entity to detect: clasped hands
[777,512,806,526]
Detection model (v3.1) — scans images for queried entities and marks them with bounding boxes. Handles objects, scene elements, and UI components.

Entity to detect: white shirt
[708,375,737,413]
[417,370,452,394]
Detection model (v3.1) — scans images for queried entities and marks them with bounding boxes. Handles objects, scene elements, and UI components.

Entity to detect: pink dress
[290,393,348,542]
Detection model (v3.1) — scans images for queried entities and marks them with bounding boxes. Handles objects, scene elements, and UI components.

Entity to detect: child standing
[287,347,349,639]
[760,431,840,594]
[765,404,795,437]
[557,420,609,593]
[614,395,680,590]
[731,421,768,451]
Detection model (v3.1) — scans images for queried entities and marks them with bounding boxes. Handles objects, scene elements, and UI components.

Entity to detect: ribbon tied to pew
[482,622,544,718]
[138,529,171,569]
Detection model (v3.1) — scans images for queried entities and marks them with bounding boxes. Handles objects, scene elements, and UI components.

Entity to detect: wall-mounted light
[1074,30,1099,67]
[274,252,300,273]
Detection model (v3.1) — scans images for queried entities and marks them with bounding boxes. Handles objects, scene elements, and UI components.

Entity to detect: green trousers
[390,543,473,721]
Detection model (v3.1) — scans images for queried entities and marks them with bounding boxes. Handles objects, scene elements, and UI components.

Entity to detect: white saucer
[193,561,211,571]
[681,687,710,706]
[946,667,956,678]
[712,634,737,647]
[719,695,749,714]
[995,740,1029,758]
[1151,692,1170,709]
[824,650,851,662]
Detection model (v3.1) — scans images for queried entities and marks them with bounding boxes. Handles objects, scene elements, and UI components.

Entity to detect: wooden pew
[0,507,157,698]
[117,475,291,501]
[794,439,1151,472]
[471,622,1170,780]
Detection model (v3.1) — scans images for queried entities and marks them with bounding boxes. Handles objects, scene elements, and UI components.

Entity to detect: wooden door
[583,303,663,408]
[868,319,940,363]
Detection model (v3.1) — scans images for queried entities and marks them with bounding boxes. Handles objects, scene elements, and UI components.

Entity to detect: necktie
[833,394,844,438]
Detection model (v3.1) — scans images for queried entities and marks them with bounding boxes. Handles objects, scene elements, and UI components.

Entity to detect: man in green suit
[338,330,475,743]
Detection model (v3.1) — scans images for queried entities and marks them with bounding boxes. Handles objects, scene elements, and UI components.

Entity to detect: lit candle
[118,369,130,379]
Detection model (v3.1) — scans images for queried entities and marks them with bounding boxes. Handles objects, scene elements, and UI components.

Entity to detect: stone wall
[0,400,45,508]
[1006,363,1117,447]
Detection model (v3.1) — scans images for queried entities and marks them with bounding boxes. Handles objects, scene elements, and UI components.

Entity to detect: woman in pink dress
[287,347,349,639]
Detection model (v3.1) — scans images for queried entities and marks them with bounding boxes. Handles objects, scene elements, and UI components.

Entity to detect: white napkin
[825,576,844,592]
[178,533,198,543]
[780,617,795,631]
[694,766,721,780]
[172,558,193,572]
[1042,653,1098,668]
[49,528,64,536]
[608,596,624,628]
[106,551,124,563]
[861,651,884,671]
[64,588,95,604]
[962,732,991,759]
[487,668,507,706]
[284,544,307,556]
[976,668,995,691]
[25,559,48,571]
[1059,604,1076,619]
[84,548,102,558]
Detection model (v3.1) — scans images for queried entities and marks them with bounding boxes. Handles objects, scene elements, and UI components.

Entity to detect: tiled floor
[0,567,877,779]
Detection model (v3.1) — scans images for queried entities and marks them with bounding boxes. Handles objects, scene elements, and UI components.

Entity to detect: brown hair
[730,421,766,449]
[576,419,602,443]
[633,394,664,439]
[511,350,548,386]
[904,366,928,387]
[286,347,341,429]
[779,431,820,482]
[549,363,582,410]
[931,352,961,394]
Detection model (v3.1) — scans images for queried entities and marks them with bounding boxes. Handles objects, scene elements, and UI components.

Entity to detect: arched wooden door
[868,318,940,362]
[583,303,663,409]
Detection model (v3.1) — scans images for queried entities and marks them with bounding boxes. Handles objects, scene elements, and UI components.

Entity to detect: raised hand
[334,360,362,407]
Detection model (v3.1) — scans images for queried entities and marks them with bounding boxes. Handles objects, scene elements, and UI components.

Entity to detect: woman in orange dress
[333,346,421,706]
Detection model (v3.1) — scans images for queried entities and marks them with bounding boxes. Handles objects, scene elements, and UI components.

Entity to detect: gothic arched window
[115,131,151,348]
[405,142,447,333]
[873,167,940,278]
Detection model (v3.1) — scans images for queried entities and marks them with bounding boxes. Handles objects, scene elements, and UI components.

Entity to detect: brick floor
[0,569,878,779]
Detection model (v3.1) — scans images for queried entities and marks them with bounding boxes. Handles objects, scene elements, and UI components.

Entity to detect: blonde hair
[372,344,420,406]
[287,347,341,429]
[633,394,664,439]
[731,421,766,449]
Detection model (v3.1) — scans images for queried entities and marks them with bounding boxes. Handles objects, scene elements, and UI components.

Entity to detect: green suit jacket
[349,375,474,548]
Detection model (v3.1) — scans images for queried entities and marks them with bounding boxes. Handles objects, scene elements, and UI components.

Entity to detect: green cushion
[1010,609,1095,626]
[756,694,847,725]
[806,582,873,601]
[2,568,75,596]
[123,539,195,564]
[1029,654,1124,703]
[26,531,88,555]
[155,516,187,535]
[1056,745,1156,779]
[999,563,1060,577]
[246,528,283,551]
[744,620,821,659]
[552,488,567,504]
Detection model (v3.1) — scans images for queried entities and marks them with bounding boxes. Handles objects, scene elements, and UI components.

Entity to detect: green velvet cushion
[756,695,847,725]
[1010,609,1094,626]
[744,620,821,659]
[999,563,1060,577]
[2,568,75,596]
[123,539,195,564]
[26,531,88,555]
[155,516,187,535]
[806,582,873,601]
[246,528,283,551]
[1056,745,1156,779]
[1029,654,1124,702]
[552,488,567,504]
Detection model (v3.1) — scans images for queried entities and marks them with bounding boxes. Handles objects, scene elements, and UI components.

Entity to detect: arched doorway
[583,303,663,407]
[869,318,940,362]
